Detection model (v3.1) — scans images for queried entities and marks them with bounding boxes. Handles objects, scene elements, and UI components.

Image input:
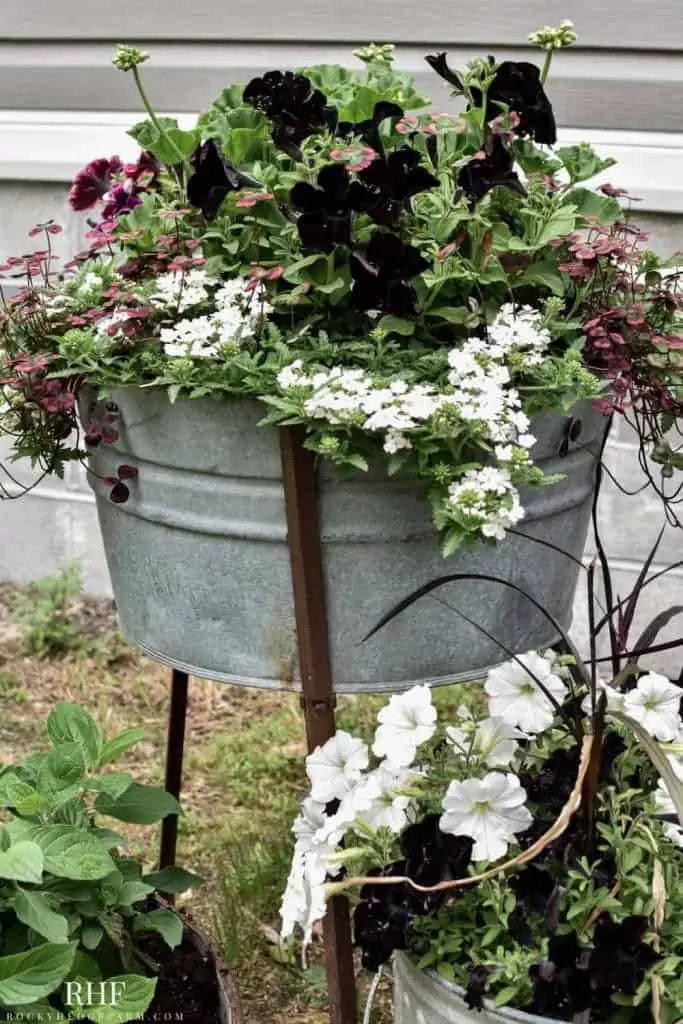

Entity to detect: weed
[10,562,84,658]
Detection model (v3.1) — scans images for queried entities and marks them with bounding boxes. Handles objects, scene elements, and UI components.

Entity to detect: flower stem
[540,50,554,85]
[132,66,189,173]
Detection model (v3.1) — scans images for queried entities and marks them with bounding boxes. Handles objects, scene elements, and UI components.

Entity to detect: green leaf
[80,924,105,951]
[534,205,578,249]
[133,908,184,950]
[0,773,50,816]
[0,841,44,883]
[556,143,617,184]
[614,711,683,825]
[13,891,69,944]
[77,974,156,1024]
[0,942,76,1006]
[23,826,116,881]
[119,879,155,906]
[128,116,178,150]
[566,187,622,226]
[44,742,87,790]
[377,315,415,336]
[142,865,204,894]
[95,783,181,825]
[425,306,469,324]
[46,705,101,768]
[283,254,327,283]
[517,260,566,296]
[98,728,147,767]
[86,773,134,801]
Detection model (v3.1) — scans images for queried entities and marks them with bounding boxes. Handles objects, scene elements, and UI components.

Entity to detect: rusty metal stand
[279,426,358,1024]
[159,668,189,871]
[156,427,357,1022]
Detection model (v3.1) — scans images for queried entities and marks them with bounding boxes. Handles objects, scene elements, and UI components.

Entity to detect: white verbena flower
[305,730,369,803]
[373,684,437,766]
[440,771,532,862]
[485,651,567,734]
[623,672,682,742]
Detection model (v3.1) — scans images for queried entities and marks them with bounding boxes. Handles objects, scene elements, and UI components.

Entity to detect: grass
[0,567,473,1023]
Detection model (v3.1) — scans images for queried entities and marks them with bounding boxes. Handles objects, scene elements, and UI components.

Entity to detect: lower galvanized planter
[82,388,606,692]
[393,951,554,1024]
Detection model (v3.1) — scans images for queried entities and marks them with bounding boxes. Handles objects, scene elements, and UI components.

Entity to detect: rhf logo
[65,980,127,1007]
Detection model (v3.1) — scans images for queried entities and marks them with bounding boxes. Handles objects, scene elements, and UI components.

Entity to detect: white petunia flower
[485,652,567,734]
[623,672,682,742]
[280,842,329,942]
[305,730,369,803]
[446,716,521,768]
[373,684,437,766]
[440,771,532,862]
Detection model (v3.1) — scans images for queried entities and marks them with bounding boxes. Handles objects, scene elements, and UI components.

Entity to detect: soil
[138,929,228,1024]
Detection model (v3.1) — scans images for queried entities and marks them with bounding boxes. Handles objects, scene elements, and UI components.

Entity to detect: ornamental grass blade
[629,606,683,665]
[619,524,665,645]
[613,711,683,826]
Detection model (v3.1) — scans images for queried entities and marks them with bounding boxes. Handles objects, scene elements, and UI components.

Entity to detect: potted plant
[0,702,241,1023]
[279,527,683,1023]
[1,22,681,690]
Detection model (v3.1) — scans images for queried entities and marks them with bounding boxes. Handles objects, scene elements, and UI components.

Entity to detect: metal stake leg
[280,427,358,1024]
[159,668,190,871]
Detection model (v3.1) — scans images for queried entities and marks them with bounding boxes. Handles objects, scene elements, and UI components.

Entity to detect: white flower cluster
[153,274,272,359]
[446,466,525,541]
[280,688,436,944]
[277,305,551,541]
[150,268,213,313]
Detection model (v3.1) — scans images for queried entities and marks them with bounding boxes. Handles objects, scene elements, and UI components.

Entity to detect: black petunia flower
[425,53,556,145]
[353,861,421,970]
[465,965,491,1011]
[589,913,660,995]
[458,136,525,204]
[243,70,334,159]
[350,231,429,317]
[425,52,463,90]
[289,164,353,252]
[349,146,439,226]
[187,139,262,219]
[401,813,474,891]
[485,62,556,145]
[338,101,404,153]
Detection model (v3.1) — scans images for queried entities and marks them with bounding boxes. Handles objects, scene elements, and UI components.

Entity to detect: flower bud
[112,44,150,72]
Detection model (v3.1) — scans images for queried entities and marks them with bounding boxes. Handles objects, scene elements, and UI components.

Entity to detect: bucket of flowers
[279,526,683,1023]
[0,22,681,691]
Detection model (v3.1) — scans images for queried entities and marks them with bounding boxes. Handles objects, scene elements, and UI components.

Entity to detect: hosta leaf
[77,974,156,1024]
[13,891,69,944]
[47,705,101,768]
[95,783,181,825]
[0,942,76,1006]
[0,841,44,883]
[98,728,147,767]
[133,908,184,949]
[142,865,204,893]
[20,826,115,881]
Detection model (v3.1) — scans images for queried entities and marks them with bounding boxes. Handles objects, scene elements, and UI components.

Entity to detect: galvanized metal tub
[393,951,557,1024]
[81,388,606,692]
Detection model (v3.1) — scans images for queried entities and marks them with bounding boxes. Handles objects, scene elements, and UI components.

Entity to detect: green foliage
[0,704,200,1016]
[10,563,84,660]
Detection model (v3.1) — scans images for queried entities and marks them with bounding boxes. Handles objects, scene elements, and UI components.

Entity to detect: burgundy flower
[101,184,143,221]
[69,156,123,211]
